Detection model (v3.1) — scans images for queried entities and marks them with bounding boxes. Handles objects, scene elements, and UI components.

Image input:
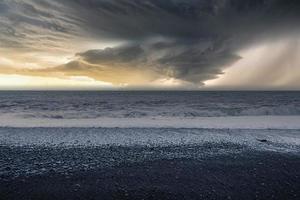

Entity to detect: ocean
[1,91,300,128]
[1,91,300,199]
[1,91,300,119]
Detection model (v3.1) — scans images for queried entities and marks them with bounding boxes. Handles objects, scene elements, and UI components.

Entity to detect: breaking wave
[12,105,300,119]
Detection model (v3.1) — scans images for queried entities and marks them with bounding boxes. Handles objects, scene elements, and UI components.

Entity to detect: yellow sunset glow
[0,74,113,90]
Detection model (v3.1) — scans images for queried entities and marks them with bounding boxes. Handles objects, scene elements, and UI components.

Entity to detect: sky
[0,0,300,90]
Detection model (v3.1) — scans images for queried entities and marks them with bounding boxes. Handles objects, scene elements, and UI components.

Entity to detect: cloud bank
[1,0,300,88]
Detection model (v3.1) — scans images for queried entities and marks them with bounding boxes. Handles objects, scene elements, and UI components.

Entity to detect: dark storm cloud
[58,0,300,41]
[1,0,300,85]
[72,42,240,83]
[77,45,146,64]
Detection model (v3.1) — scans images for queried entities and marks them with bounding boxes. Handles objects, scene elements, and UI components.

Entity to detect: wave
[9,105,300,120]
[240,105,300,116]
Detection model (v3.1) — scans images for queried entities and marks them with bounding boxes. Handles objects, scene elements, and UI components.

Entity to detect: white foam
[0,115,300,129]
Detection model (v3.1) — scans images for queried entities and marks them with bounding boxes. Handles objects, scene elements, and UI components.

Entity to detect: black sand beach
[1,144,299,200]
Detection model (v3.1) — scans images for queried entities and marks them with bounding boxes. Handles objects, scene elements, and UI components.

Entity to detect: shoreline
[1,116,300,129]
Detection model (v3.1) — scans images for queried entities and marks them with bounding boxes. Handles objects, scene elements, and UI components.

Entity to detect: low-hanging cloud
[1,0,300,88]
